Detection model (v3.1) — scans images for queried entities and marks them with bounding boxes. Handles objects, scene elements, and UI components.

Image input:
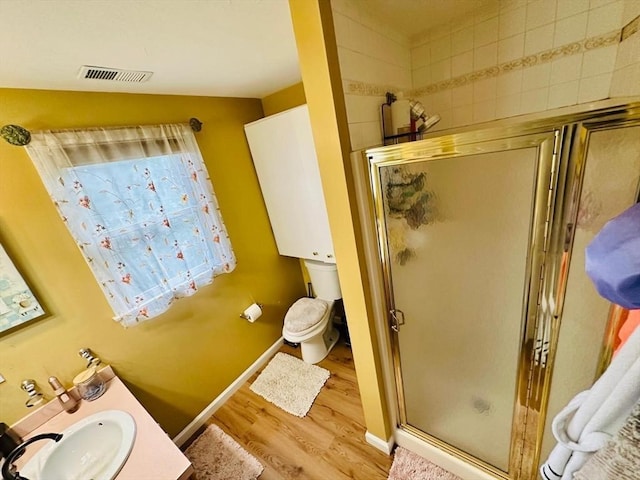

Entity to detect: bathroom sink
[20,409,136,480]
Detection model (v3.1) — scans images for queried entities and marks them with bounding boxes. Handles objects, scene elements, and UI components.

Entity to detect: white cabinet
[245,105,335,263]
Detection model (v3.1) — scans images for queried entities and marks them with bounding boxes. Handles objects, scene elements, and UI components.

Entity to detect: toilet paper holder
[240,303,263,321]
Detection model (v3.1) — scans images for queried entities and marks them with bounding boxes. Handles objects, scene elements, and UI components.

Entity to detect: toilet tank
[304,260,342,300]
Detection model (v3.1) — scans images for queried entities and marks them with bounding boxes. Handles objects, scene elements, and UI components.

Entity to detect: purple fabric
[585,203,640,309]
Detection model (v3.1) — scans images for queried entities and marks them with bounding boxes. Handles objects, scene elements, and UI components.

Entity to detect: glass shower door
[539,124,640,462]
[370,133,557,477]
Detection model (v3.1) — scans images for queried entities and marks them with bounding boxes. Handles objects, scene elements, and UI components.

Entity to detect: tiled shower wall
[332,0,640,150]
[410,0,639,132]
[611,2,640,96]
[331,0,411,150]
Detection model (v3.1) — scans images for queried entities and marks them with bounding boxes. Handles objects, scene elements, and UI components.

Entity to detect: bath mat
[388,447,462,480]
[184,423,263,480]
[249,352,330,417]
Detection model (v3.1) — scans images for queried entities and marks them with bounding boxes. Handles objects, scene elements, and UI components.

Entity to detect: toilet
[283,260,341,364]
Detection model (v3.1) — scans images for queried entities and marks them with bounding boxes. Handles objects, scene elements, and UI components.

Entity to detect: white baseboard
[173,336,284,447]
[365,430,395,455]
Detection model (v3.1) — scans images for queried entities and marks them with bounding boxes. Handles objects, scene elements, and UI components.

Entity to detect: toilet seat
[283,298,333,342]
[284,297,327,330]
[282,297,339,364]
[284,316,328,342]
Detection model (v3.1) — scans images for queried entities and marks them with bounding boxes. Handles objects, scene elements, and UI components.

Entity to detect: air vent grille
[78,66,153,83]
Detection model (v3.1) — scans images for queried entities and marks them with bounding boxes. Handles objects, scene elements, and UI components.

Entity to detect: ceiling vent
[78,65,153,83]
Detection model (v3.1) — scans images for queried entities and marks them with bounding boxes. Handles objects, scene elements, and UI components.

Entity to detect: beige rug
[249,352,330,417]
[184,424,263,480]
[388,447,462,480]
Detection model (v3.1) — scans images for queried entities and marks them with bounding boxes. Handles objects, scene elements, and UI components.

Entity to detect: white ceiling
[0,0,302,98]
[0,0,497,99]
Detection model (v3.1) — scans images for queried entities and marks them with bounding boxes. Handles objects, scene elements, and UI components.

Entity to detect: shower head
[418,114,441,133]
[410,100,440,133]
[409,100,426,121]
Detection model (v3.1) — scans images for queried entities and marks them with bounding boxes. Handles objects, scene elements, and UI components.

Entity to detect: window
[26,124,235,326]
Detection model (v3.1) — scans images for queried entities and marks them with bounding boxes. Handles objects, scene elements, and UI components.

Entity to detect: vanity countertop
[11,367,193,480]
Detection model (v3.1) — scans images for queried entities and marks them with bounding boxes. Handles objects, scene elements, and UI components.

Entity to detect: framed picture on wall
[0,243,44,332]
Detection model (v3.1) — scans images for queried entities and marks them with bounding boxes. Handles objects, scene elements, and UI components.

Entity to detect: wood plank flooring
[209,341,393,480]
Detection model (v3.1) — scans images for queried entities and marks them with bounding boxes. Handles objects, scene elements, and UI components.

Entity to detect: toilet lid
[284,297,328,333]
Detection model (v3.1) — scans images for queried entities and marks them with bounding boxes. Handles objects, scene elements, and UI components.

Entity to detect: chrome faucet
[1,433,62,480]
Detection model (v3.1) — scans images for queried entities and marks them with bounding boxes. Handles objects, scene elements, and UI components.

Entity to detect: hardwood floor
[209,341,393,480]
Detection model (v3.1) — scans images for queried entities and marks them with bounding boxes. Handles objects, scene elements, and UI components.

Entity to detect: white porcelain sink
[20,409,136,480]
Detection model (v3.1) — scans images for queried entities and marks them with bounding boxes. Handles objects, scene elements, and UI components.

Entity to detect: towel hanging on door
[539,327,640,479]
[540,203,640,480]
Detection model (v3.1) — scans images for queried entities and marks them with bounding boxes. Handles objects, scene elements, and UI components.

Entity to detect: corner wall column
[288,0,393,442]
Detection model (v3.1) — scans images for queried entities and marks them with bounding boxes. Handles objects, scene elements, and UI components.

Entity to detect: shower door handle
[390,309,405,333]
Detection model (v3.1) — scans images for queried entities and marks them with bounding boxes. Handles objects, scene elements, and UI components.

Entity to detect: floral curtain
[26,124,235,327]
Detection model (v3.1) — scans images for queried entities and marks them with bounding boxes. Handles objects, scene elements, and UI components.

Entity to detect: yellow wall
[289,0,392,440]
[0,88,305,435]
[261,82,306,116]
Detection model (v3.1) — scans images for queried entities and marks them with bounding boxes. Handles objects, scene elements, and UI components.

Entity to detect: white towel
[540,326,640,480]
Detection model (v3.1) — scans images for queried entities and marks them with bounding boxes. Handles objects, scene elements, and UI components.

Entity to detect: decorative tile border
[343,81,403,97]
[410,29,620,97]
[621,14,640,42]
[344,28,624,98]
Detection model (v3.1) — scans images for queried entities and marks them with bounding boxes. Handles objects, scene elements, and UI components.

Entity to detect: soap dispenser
[48,376,79,413]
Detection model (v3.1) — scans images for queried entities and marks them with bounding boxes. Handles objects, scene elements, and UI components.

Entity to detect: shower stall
[360,102,640,480]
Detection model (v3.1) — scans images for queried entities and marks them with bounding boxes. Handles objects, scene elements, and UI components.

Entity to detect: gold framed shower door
[365,101,640,480]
